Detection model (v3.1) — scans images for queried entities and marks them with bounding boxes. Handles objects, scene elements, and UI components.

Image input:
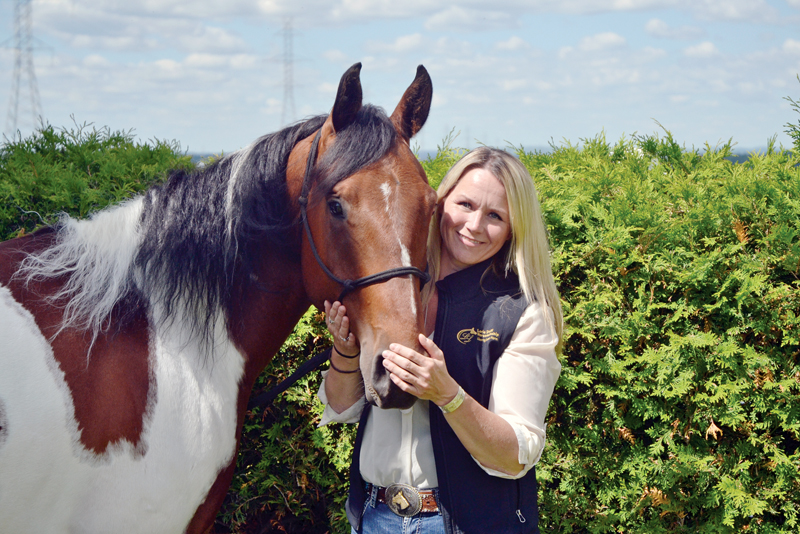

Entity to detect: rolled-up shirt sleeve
[474,300,562,479]
[317,369,366,426]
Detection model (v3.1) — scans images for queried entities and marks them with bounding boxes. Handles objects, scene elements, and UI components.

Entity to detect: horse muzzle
[366,354,417,410]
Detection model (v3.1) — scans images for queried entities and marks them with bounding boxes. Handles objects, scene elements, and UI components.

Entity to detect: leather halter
[297,128,430,303]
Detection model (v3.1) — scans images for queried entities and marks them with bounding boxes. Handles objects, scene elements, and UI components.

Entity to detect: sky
[1,0,800,155]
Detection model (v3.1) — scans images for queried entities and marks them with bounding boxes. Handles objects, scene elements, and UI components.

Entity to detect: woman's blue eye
[328,200,344,218]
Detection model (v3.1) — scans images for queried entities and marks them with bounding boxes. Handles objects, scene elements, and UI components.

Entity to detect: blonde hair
[424,147,563,345]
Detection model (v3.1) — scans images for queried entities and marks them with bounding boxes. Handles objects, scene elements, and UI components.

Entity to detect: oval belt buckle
[385,483,422,517]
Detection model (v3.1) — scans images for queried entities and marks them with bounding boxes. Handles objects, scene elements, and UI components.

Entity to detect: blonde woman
[321,147,563,534]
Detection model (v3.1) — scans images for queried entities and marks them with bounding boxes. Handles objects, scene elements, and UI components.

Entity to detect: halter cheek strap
[297,129,430,303]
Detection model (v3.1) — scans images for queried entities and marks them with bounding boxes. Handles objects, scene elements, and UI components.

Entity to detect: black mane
[133,105,397,344]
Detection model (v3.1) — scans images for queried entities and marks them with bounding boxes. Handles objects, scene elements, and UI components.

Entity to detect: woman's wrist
[333,344,359,359]
[329,344,360,374]
[438,385,466,413]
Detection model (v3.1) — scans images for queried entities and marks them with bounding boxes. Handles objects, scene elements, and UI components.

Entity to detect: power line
[5,0,43,138]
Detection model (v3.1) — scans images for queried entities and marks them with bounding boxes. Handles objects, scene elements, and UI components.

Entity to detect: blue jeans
[351,485,446,534]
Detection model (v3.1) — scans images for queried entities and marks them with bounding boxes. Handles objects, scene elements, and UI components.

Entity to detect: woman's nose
[464,211,484,232]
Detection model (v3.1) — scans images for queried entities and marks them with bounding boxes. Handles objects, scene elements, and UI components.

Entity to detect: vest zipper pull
[516,509,527,523]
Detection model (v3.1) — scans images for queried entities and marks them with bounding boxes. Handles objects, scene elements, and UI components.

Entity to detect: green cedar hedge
[2,122,799,533]
[531,133,800,533]
[0,122,191,240]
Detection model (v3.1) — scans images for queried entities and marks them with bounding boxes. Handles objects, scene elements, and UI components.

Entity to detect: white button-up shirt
[318,299,561,488]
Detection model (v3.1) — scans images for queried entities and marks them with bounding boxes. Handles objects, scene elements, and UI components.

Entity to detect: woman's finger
[418,335,444,360]
[387,343,425,365]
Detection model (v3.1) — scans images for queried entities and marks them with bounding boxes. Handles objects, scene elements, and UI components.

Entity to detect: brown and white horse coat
[0,63,435,533]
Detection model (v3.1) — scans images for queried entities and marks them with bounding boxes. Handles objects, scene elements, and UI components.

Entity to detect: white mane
[14,197,146,342]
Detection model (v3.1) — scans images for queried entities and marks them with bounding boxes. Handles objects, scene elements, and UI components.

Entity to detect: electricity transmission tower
[5,0,42,137]
[280,19,296,126]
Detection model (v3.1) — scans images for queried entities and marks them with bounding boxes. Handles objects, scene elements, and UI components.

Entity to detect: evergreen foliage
[530,132,800,533]
[785,76,800,155]
[3,122,800,533]
[0,121,191,240]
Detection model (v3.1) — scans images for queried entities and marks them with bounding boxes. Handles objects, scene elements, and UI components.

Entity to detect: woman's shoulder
[509,299,559,346]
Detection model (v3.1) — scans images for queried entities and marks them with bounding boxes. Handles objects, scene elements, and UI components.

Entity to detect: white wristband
[439,386,466,414]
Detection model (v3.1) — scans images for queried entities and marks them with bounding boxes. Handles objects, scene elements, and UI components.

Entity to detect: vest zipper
[515,479,526,523]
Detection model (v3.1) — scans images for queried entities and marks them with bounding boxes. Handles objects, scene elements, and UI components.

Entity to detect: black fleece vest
[347,259,540,534]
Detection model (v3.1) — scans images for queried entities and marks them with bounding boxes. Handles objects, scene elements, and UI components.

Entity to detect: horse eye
[328,200,345,218]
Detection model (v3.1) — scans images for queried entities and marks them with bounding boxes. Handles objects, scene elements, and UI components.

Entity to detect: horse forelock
[311,104,397,203]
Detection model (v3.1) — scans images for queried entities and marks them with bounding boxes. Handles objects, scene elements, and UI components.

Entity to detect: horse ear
[390,65,433,141]
[331,62,363,132]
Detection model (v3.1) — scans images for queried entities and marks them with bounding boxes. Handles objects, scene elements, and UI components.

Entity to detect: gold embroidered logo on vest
[457,328,500,344]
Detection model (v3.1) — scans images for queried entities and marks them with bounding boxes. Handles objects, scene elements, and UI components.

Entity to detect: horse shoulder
[0,230,154,456]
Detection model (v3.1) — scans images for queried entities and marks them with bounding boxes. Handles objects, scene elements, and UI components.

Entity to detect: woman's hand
[385,334,524,475]
[324,300,360,357]
[381,334,460,406]
[323,300,363,413]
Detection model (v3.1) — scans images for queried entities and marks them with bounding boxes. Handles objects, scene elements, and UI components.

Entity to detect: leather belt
[371,483,439,516]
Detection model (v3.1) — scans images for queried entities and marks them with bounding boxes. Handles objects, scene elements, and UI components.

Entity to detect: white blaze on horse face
[379,181,416,316]
[380,182,392,211]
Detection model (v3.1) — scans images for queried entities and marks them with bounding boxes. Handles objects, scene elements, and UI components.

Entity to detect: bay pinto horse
[0,63,436,533]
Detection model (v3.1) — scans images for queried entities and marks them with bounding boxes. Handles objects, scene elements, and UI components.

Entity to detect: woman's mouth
[458,232,481,246]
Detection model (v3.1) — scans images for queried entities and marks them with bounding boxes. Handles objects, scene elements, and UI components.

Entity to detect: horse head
[289,63,436,410]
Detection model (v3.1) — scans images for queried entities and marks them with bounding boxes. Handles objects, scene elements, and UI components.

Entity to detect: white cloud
[82,55,111,68]
[557,33,627,60]
[784,39,800,55]
[37,2,250,56]
[69,35,144,51]
[645,18,703,40]
[176,26,248,54]
[261,98,282,116]
[317,82,338,96]
[366,34,425,54]
[685,0,780,23]
[558,46,575,60]
[578,32,627,51]
[683,42,720,58]
[7,0,797,155]
[323,50,349,63]
[642,46,668,59]
[425,6,517,32]
[183,54,257,69]
[501,79,527,91]
[30,0,794,29]
[495,36,530,51]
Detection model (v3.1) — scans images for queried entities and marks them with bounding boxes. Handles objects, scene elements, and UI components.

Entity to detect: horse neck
[226,244,310,397]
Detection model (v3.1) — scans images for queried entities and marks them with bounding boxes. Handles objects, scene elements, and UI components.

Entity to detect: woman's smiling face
[439,167,511,278]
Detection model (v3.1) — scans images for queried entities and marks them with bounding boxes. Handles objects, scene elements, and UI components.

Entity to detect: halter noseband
[297,129,430,303]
